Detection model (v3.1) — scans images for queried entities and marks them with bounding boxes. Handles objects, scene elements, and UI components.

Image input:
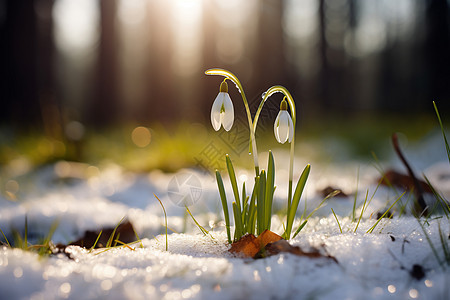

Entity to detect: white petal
[287,114,294,143]
[274,112,282,143]
[221,93,234,131]
[276,111,290,144]
[211,93,224,131]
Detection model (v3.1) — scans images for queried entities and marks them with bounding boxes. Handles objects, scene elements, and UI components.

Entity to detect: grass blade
[433,101,450,165]
[354,189,369,233]
[114,240,135,251]
[300,198,307,221]
[0,227,11,247]
[285,164,310,240]
[12,229,23,249]
[298,191,336,227]
[44,220,59,244]
[367,192,405,233]
[38,219,60,256]
[417,219,445,270]
[113,233,120,247]
[423,174,450,218]
[89,231,103,252]
[106,216,126,248]
[131,226,144,249]
[289,190,339,239]
[154,194,168,250]
[331,208,342,233]
[352,167,360,222]
[216,170,231,243]
[438,222,450,264]
[24,215,28,250]
[291,220,308,239]
[398,192,412,217]
[186,206,209,236]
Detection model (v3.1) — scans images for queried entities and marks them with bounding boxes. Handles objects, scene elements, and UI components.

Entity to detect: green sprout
[206,68,310,242]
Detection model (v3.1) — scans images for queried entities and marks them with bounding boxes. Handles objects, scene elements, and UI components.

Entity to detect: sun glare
[171,0,203,77]
[52,0,100,54]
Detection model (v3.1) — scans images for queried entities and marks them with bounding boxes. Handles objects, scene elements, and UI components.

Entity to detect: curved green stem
[253,86,296,206]
[205,68,259,176]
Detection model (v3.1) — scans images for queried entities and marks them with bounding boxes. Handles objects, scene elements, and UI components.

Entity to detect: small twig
[114,240,135,251]
[392,133,428,216]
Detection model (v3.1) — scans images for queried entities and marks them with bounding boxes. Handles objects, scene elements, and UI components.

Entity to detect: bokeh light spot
[409,289,418,299]
[65,121,85,141]
[59,282,71,296]
[5,180,19,194]
[54,161,71,178]
[131,126,151,148]
[101,280,113,291]
[387,284,396,293]
[13,267,23,278]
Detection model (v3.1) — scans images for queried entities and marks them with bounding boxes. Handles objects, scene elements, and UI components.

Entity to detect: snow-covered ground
[1,132,450,299]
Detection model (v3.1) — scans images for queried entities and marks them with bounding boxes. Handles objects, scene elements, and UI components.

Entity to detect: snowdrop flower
[274,98,294,144]
[211,80,234,131]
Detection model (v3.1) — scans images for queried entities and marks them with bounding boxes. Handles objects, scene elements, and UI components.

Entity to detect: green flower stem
[254,86,296,207]
[247,176,259,235]
[205,68,259,176]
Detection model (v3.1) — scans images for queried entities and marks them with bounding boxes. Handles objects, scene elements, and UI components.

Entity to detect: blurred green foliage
[0,113,443,178]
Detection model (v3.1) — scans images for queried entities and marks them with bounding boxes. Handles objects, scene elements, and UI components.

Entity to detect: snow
[1,134,450,299]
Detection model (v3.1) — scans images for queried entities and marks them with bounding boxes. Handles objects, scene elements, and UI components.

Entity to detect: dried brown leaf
[266,240,338,263]
[229,230,337,263]
[256,229,283,248]
[70,221,136,249]
[228,234,260,258]
[378,169,432,194]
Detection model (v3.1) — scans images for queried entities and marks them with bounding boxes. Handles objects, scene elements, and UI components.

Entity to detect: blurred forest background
[1,0,450,214]
[2,0,450,129]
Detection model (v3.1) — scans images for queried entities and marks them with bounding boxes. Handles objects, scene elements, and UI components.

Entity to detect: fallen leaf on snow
[229,230,337,262]
[70,221,136,249]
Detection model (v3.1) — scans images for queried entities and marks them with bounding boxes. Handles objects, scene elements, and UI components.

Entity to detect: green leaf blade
[257,170,267,235]
[226,155,241,212]
[232,202,244,241]
[285,164,310,240]
[265,151,275,230]
[216,170,232,244]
